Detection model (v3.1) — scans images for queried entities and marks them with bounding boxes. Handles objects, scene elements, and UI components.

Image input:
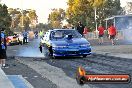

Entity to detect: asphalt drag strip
[43,56,132,88]
[3,51,132,88]
[14,55,132,88]
[2,59,58,88]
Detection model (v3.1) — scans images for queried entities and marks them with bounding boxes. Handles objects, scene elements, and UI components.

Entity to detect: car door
[45,31,51,47]
[41,32,48,44]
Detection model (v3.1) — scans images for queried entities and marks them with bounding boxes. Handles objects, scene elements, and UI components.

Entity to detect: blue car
[40,29,91,58]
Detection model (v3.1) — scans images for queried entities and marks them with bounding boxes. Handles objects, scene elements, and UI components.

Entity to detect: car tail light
[13,37,16,38]
[6,37,10,40]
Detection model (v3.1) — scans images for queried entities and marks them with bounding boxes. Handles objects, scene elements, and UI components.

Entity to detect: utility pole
[94,7,99,39]
[21,0,24,31]
[94,7,98,32]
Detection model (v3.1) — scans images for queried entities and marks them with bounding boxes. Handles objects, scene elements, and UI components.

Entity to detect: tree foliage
[48,8,65,28]
[89,0,105,7]
[9,8,38,31]
[36,23,51,32]
[66,0,122,31]
[124,2,132,14]
[0,4,12,35]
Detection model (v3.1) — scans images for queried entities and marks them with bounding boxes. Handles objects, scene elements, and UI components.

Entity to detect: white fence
[85,30,125,40]
[86,32,98,39]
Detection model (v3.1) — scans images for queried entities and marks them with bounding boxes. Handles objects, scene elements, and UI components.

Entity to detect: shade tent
[104,15,132,30]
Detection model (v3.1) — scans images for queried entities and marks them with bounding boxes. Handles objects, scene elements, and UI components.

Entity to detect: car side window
[50,31,64,39]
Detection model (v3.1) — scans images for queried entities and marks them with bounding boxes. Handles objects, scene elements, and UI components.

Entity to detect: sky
[1,0,67,23]
[0,0,132,23]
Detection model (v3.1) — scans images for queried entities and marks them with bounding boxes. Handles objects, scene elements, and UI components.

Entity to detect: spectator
[98,24,105,44]
[34,30,38,39]
[39,43,43,53]
[62,26,67,29]
[23,30,28,44]
[83,26,89,39]
[108,24,117,45]
[76,21,85,36]
[39,30,43,39]
[0,28,8,68]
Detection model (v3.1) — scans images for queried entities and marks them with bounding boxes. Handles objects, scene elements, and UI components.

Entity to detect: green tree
[0,4,12,35]
[96,0,122,26]
[66,0,122,31]
[36,23,51,32]
[48,8,65,28]
[19,14,30,31]
[66,0,95,30]
[8,8,21,29]
[121,1,131,14]
[89,0,105,7]
[28,10,37,23]
[9,8,38,31]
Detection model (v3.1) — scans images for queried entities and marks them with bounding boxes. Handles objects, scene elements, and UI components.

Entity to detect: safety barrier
[84,30,126,40]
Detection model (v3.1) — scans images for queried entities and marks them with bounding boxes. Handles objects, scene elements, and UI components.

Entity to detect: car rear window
[50,30,82,40]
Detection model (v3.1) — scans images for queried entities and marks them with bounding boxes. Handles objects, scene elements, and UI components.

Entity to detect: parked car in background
[6,34,23,45]
[40,29,91,58]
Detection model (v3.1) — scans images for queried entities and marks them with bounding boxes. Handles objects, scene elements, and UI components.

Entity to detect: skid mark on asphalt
[43,56,132,88]
[15,56,132,88]
[17,58,98,88]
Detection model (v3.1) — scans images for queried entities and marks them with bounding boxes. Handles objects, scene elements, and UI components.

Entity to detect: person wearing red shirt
[83,26,89,39]
[98,24,105,44]
[108,24,117,45]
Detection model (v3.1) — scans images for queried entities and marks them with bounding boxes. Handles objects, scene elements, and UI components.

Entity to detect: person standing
[23,30,28,44]
[62,26,67,29]
[0,28,8,68]
[98,24,105,44]
[34,30,38,39]
[76,21,85,36]
[39,30,43,39]
[83,26,89,39]
[108,24,117,45]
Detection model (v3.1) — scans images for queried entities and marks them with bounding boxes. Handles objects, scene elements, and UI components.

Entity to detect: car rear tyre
[52,56,57,59]
[19,41,23,45]
[49,46,54,58]
[83,55,87,58]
